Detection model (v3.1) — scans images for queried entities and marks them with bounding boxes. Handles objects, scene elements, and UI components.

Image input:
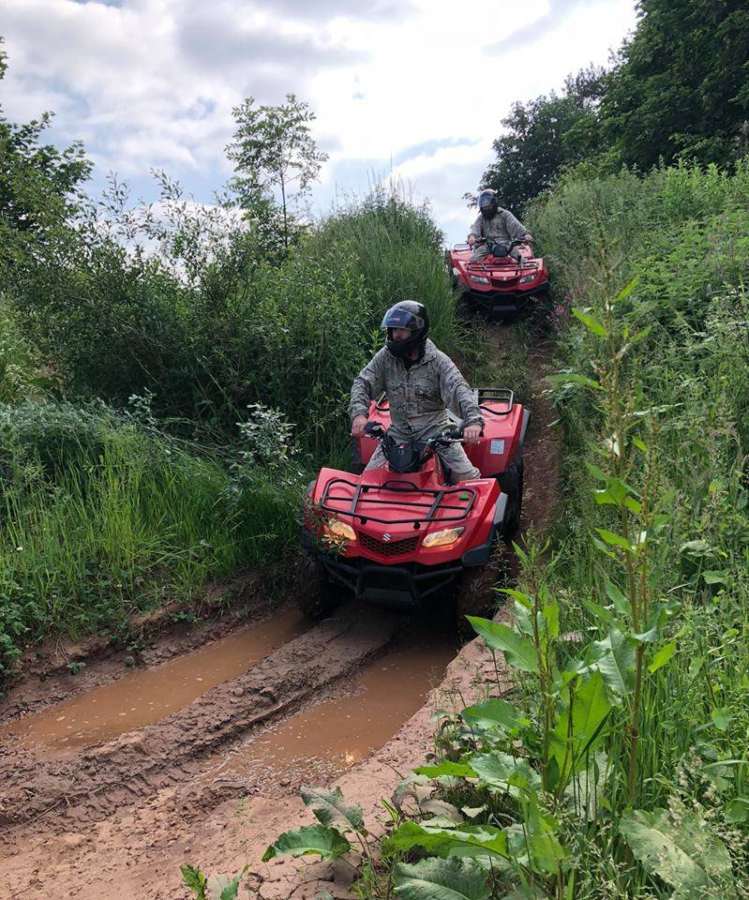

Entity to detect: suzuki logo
[383,533,392,542]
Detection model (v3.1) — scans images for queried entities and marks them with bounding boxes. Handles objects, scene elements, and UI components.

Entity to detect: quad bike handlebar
[362,421,465,445]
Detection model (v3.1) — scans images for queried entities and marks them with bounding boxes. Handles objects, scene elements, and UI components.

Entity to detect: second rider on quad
[350,301,482,483]
[467,188,533,260]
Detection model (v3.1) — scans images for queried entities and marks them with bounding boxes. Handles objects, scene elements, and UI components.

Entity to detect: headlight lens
[325,519,356,541]
[422,526,465,548]
[519,273,536,284]
[470,275,490,284]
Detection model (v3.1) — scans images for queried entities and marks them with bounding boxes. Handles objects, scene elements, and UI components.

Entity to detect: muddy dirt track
[0,334,561,900]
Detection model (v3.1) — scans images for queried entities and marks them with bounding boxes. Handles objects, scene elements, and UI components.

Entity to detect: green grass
[0,402,304,680]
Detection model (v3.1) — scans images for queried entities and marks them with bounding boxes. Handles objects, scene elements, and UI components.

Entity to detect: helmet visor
[381,307,424,332]
[479,192,497,211]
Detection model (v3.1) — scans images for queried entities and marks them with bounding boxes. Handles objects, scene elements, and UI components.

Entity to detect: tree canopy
[478,0,749,212]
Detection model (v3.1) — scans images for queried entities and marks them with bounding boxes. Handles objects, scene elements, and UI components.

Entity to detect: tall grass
[0,402,304,679]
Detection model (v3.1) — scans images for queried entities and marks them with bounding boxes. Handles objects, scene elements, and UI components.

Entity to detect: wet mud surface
[2,607,306,755]
[0,325,561,899]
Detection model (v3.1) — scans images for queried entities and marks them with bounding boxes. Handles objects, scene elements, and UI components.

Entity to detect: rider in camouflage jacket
[468,188,532,260]
[350,302,483,482]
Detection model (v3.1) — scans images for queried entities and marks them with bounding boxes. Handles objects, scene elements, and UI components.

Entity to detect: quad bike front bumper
[461,281,550,316]
[301,495,507,611]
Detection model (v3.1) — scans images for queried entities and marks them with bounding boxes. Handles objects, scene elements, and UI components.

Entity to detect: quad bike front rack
[319,476,477,528]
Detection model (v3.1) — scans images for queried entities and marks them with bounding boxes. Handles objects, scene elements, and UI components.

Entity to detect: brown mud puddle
[215,628,457,786]
[2,606,306,755]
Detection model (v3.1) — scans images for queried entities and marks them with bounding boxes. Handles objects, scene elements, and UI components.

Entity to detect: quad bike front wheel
[296,556,340,619]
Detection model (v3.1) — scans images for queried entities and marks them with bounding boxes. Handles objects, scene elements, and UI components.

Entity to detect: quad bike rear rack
[319,477,477,527]
[477,387,514,417]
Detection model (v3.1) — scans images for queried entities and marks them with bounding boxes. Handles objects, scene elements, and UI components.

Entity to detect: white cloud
[1,0,638,243]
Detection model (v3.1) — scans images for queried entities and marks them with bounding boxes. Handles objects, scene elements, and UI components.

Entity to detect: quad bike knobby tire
[296,555,340,619]
[498,456,524,541]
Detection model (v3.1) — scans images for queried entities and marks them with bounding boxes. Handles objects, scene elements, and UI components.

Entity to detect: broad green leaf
[620,809,734,897]
[498,587,533,606]
[724,799,749,824]
[261,824,350,862]
[711,708,731,732]
[523,795,567,875]
[590,629,636,697]
[461,698,529,732]
[415,761,478,779]
[469,751,541,795]
[648,641,676,673]
[632,436,648,453]
[181,865,208,900]
[543,601,560,639]
[466,617,539,673]
[550,672,611,781]
[604,579,630,614]
[595,528,632,551]
[572,307,609,337]
[207,872,246,900]
[615,277,639,302]
[385,821,508,860]
[393,857,490,900]
[545,373,602,391]
[702,570,729,585]
[583,597,614,625]
[300,785,364,830]
[420,799,464,824]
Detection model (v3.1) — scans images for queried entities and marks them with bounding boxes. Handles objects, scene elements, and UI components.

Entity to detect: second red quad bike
[300,387,529,618]
[448,239,550,318]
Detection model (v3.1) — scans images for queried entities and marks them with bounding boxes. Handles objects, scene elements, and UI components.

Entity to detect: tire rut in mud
[0,604,399,830]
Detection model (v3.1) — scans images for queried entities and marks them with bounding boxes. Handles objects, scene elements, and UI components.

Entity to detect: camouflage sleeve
[349,350,386,421]
[501,209,529,241]
[468,213,483,239]
[436,353,484,427]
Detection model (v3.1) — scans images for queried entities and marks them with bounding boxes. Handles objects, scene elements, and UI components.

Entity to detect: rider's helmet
[381,300,429,359]
[478,188,499,219]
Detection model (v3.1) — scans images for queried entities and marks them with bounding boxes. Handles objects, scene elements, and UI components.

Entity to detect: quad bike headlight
[422,526,464,548]
[519,273,536,284]
[470,275,490,285]
[324,518,356,541]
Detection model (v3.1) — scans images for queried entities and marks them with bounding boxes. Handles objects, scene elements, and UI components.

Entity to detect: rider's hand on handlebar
[464,423,482,444]
[467,234,477,247]
[351,415,368,437]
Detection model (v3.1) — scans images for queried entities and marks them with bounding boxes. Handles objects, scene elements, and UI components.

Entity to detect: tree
[0,38,92,282]
[226,94,328,248]
[479,66,607,213]
[600,0,749,169]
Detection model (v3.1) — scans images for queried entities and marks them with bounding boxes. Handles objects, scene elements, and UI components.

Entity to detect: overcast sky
[2,0,637,244]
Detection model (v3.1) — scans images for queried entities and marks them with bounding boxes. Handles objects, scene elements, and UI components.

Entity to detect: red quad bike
[448,238,550,319]
[300,387,528,620]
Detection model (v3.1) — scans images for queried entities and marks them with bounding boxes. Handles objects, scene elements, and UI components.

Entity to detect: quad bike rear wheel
[296,556,340,619]
[499,457,524,541]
